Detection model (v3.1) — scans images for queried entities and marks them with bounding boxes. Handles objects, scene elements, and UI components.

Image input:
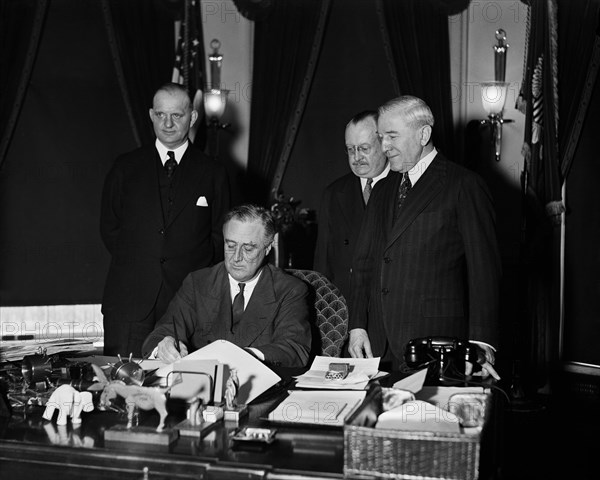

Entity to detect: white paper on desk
[155,340,281,404]
[392,368,428,393]
[268,389,367,427]
[294,356,380,390]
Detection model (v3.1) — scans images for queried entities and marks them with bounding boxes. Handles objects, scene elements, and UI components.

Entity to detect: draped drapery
[0,0,49,169]
[376,0,467,161]
[101,0,176,147]
[517,0,600,389]
[246,0,332,205]
[557,0,600,179]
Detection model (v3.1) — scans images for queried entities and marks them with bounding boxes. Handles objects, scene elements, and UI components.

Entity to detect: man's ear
[149,108,155,122]
[190,109,199,128]
[420,125,432,146]
[264,242,273,257]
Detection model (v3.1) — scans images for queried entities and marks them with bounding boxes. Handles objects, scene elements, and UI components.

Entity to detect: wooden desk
[0,374,347,480]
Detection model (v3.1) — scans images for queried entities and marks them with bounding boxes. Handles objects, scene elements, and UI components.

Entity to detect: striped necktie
[363,178,373,205]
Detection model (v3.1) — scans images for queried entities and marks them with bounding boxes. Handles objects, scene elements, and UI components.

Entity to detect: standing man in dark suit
[143,204,312,368]
[100,82,230,357]
[348,96,501,379]
[314,111,389,298]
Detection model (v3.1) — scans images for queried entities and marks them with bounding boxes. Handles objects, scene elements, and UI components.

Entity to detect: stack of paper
[0,338,96,362]
[268,389,367,427]
[294,356,382,390]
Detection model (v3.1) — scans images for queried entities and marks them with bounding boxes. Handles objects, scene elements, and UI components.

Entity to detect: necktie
[395,172,412,220]
[165,151,177,178]
[363,178,373,205]
[231,283,246,332]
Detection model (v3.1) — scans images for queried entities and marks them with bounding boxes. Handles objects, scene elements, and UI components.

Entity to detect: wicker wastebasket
[344,385,492,479]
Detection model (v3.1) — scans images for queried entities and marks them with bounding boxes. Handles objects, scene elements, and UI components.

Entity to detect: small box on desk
[343,384,493,480]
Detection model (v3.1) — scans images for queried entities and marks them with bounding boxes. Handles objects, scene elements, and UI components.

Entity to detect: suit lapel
[240,266,278,344]
[387,155,446,247]
[165,147,203,228]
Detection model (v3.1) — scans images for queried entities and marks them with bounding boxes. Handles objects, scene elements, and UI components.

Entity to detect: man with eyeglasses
[314,111,390,299]
[348,96,501,380]
[142,204,312,368]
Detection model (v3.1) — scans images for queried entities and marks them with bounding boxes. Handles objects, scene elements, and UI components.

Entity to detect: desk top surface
[0,358,348,479]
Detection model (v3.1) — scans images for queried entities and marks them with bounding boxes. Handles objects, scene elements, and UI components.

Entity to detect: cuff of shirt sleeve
[246,347,265,361]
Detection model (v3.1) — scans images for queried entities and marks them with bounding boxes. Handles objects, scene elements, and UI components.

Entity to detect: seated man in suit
[143,204,312,368]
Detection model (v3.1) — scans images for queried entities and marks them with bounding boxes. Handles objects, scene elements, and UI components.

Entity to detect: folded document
[294,356,381,390]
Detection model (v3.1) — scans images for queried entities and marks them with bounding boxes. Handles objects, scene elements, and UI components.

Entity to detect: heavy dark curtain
[246,0,332,205]
[102,0,177,146]
[557,0,600,178]
[377,0,468,161]
[0,0,136,305]
[518,0,600,387]
[0,0,49,168]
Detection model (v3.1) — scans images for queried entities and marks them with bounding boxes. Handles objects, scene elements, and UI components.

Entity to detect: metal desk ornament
[223,368,247,422]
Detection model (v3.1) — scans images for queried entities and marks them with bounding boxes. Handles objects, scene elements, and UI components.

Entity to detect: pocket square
[196,196,208,207]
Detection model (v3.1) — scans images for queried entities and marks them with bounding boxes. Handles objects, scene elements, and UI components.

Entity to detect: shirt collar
[228,267,264,305]
[360,163,391,189]
[155,139,189,165]
[407,147,437,186]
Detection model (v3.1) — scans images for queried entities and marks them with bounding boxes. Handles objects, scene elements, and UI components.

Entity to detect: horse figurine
[90,364,170,432]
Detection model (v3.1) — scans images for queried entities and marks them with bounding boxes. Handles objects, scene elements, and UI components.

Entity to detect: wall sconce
[480,29,513,162]
[205,39,230,158]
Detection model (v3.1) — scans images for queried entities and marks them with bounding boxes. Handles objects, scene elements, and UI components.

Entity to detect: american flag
[172,0,206,147]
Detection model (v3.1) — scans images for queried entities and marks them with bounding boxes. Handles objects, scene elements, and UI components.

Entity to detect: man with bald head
[100,82,230,357]
[348,96,501,379]
[314,111,390,298]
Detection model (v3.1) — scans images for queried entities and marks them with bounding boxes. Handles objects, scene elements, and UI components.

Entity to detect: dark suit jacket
[142,263,312,368]
[100,144,230,323]
[313,173,366,298]
[349,154,501,359]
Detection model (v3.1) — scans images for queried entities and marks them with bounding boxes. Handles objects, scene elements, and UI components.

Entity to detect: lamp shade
[204,89,228,120]
[481,81,508,116]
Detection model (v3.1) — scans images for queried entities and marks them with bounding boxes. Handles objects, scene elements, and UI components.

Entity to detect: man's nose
[234,247,244,262]
[164,115,174,127]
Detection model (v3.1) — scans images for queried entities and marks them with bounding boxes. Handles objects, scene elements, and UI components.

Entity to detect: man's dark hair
[347,110,378,128]
[224,204,276,244]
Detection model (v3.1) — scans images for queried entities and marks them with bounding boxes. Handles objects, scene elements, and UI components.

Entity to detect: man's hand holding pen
[156,336,188,363]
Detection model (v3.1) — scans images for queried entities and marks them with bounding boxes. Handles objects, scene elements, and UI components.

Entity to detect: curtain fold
[101,0,176,147]
[246,0,331,205]
[557,0,600,179]
[376,0,457,160]
[0,0,49,169]
[516,0,600,389]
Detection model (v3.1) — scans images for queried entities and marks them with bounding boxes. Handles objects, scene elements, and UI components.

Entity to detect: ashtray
[231,427,277,444]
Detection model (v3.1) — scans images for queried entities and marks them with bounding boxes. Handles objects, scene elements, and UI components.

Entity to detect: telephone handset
[403,336,486,385]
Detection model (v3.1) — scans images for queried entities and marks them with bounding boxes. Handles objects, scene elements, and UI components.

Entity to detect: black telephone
[404,336,486,385]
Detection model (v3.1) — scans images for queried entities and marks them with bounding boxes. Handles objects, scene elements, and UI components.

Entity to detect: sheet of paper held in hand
[294,356,383,390]
[268,389,367,427]
[146,340,281,405]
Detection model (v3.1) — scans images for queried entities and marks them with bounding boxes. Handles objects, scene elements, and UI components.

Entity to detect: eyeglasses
[224,242,265,261]
[345,144,372,157]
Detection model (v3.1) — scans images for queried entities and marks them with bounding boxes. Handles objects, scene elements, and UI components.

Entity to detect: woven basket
[344,385,491,479]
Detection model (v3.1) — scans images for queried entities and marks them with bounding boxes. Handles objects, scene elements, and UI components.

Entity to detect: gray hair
[378,95,434,130]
